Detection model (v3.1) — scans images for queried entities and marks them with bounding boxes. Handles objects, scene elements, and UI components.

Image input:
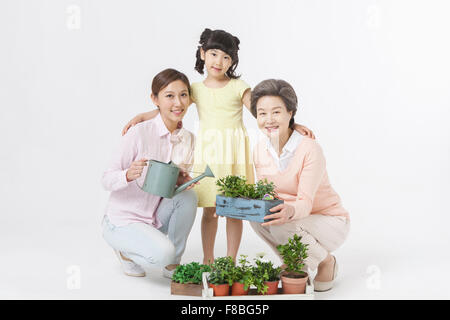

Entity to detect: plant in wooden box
[215,175,284,222]
[171,262,212,296]
[252,253,282,295]
[230,255,253,296]
[277,234,309,294]
[208,256,234,296]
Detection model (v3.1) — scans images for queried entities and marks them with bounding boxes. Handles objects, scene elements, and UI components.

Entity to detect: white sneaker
[114,250,146,277]
[162,264,179,279]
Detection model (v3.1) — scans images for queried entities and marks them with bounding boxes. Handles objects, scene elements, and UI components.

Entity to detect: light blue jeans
[102,189,197,268]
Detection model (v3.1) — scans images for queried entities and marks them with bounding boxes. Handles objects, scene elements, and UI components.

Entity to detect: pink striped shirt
[101,114,195,227]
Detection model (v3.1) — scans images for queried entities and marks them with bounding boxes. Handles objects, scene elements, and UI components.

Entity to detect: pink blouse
[101,114,195,227]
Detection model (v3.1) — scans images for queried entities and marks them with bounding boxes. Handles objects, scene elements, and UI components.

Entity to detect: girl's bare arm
[122,109,159,136]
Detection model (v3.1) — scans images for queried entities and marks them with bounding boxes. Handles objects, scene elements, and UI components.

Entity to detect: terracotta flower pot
[280,272,308,294]
[256,280,279,295]
[231,282,249,296]
[264,280,280,295]
[209,283,230,296]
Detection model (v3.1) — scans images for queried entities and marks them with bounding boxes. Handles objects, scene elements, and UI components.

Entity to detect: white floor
[1,210,450,300]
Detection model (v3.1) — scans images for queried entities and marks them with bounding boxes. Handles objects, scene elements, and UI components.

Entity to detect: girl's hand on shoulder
[126,159,148,182]
[294,123,315,139]
[122,110,159,136]
[261,203,295,226]
[122,114,143,136]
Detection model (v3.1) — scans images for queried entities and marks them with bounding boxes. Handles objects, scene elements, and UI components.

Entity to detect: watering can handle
[135,161,151,191]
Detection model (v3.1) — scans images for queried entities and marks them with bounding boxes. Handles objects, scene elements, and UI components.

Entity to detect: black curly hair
[195,28,241,79]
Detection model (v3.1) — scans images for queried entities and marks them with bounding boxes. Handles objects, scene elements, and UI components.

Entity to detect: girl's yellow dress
[191,79,255,207]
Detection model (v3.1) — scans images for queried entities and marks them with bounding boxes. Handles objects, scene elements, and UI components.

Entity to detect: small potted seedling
[277,234,309,294]
[171,262,212,296]
[215,176,283,222]
[208,256,234,296]
[252,253,282,295]
[230,255,253,296]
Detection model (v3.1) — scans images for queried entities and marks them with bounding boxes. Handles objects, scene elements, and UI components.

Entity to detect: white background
[1,0,449,299]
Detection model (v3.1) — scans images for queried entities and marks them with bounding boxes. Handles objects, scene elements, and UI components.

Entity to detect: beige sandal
[313,255,338,292]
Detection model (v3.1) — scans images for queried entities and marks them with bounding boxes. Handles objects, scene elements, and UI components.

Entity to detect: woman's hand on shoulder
[294,123,315,139]
[122,110,159,136]
[261,203,295,226]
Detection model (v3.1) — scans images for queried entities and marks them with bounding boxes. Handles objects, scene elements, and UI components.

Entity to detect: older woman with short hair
[250,79,350,292]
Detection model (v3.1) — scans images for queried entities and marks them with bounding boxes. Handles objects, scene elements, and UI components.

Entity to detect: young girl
[122,28,314,264]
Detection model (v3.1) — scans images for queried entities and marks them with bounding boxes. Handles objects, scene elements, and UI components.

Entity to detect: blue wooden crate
[215,195,284,223]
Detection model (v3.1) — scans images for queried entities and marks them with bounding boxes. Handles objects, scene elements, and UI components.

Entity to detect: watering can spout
[174,165,215,196]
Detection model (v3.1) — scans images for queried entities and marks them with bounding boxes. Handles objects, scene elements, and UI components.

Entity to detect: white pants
[102,189,198,268]
[250,214,350,271]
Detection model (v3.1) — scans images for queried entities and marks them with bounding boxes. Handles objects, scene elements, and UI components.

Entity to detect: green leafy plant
[254,179,277,199]
[252,254,282,294]
[276,234,309,277]
[208,256,235,286]
[172,262,212,284]
[215,175,248,198]
[216,175,278,200]
[230,255,254,290]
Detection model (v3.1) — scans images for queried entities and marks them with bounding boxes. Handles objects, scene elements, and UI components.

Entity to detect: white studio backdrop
[1,0,450,299]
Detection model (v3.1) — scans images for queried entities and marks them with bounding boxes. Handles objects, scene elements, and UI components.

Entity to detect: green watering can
[137,160,214,198]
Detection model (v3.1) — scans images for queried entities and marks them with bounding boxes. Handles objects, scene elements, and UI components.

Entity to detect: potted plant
[170,262,212,296]
[215,175,284,222]
[208,256,234,296]
[277,234,309,294]
[252,253,282,295]
[230,255,253,296]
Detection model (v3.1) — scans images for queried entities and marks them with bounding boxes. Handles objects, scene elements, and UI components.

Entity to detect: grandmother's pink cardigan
[253,137,349,221]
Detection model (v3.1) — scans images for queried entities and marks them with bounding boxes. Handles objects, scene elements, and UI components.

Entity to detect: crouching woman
[250,79,350,291]
[101,69,197,279]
